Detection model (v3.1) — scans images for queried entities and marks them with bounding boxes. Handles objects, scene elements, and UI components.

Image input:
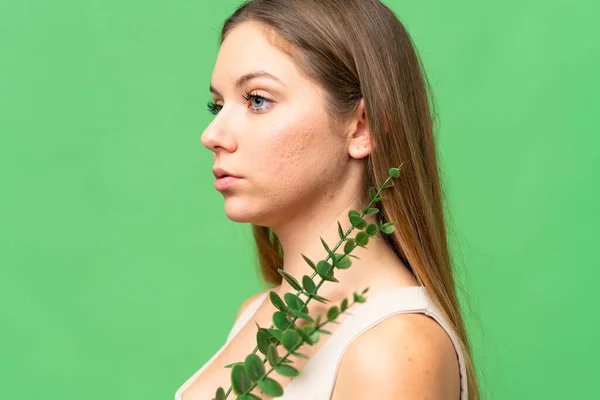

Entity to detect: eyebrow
[209,70,284,96]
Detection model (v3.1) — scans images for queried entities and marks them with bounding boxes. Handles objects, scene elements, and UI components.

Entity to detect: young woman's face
[201,22,350,227]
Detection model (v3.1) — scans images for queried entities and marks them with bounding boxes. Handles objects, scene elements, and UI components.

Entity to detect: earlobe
[348,137,371,159]
[347,98,372,160]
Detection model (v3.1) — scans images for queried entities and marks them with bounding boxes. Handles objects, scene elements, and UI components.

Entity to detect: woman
[176,0,479,399]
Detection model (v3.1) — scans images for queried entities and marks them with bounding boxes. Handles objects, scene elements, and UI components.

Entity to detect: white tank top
[175,285,468,400]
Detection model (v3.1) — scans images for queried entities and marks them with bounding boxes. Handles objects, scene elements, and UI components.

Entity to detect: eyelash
[206,90,273,115]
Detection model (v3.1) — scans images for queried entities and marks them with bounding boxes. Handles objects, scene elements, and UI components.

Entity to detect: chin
[222,197,260,224]
[222,201,250,223]
[222,198,279,226]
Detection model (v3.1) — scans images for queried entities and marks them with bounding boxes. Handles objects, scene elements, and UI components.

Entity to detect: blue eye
[242,90,273,112]
[206,91,273,116]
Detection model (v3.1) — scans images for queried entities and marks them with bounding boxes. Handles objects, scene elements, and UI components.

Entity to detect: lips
[212,167,241,179]
[216,173,239,179]
[214,175,241,191]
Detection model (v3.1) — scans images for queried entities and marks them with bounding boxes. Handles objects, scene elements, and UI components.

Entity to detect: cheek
[265,118,331,177]
[254,121,344,204]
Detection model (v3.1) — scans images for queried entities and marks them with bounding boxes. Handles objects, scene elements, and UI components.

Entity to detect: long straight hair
[218,0,480,398]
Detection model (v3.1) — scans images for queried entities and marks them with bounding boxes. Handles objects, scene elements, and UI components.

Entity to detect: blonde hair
[219,1,480,398]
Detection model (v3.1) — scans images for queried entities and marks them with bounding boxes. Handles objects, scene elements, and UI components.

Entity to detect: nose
[201,116,238,153]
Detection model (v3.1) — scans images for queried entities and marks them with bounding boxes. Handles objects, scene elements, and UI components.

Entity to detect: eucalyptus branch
[233,291,368,399]
[212,163,404,400]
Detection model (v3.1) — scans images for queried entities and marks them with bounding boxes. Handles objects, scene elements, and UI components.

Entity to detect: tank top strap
[226,291,269,343]
[280,286,468,399]
[420,289,469,400]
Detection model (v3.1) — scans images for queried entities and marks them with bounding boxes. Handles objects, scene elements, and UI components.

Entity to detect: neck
[270,189,405,302]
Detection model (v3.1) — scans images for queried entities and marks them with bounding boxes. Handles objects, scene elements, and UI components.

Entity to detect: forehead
[211,22,300,89]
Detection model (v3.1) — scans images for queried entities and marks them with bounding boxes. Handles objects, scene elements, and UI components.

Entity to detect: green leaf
[303,324,321,343]
[335,253,352,269]
[290,308,314,323]
[329,252,338,268]
[381,221,396,234]
[372,196,384,202]
[277,268,303,291]
[309,328,321,344]
[301,303,309,314]
[224,361,245,368]
[354,292,367,303]
[316,260,338,282]
[292,351,309,359]
[369,186,377,200]
[343,239,357,254]
[348,209,367,228]
[244,354,265,382]
[215,387,226,400]
[389,167,400,178]
[356,231,369,246]
[302,324,315,335]
[315,313,322,326]
[269,291,288,312]
[366,223,378,236]
[283,292,304,311]
[301,253,317,271]
[318,272,339,283]
[349,213,364,227]
[268,328,282,341]
[340,298,348,312]
[365,207,379,215]
[330,253,340,268]
[320,236,334,257]
[231,365,252,395]
[337,221,345,240]
[318,328,332,335]
[257,327,272,340]
[267,343,280,366]
[312,293,331,303]
[274,364,300,377]
[281,329,301,352]
[362,286,370,294]
[316,260,333,276]
[256,330,271,355]
[327,306,340,320]
[257,377,284,397]
[302,275,316,294]
[333,252,345,262]
[295,326,314,345]
[273,311,290,331]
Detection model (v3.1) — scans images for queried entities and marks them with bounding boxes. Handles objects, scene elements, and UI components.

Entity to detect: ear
[346,98,372,160]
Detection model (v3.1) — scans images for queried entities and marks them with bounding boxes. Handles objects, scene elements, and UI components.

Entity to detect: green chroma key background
[0,0,597,399]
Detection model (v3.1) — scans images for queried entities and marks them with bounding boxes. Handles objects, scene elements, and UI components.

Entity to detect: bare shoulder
[331,312,461,400]
[235,287,274,319]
